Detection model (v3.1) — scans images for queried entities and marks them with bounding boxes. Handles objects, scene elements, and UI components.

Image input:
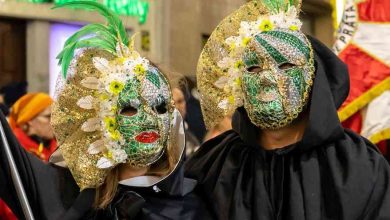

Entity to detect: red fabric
[338,44,390,110]
[12,127,57,161]
[358,0,390,22]
[377,140,388,155]
[0,200,17,220]
[341,111,362,134]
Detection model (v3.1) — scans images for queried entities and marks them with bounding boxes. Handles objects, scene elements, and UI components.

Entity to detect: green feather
[262,0,301,13]
[53,1,130,78]
[61,43,77,79]
[63,23,117,49]
[58,38,116,78]
[75,38,116,52]
[53,1,127,45]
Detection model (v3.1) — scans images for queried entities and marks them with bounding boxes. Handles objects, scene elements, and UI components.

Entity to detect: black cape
[185,37,390,220]
[0,111,207,220]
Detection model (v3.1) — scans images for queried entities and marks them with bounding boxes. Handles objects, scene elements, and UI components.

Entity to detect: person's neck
[118,165,148,181]
[258,115,308,150]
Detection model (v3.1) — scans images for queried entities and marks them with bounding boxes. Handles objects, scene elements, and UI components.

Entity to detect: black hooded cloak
[185,36,390,220]
[0,110,207,220]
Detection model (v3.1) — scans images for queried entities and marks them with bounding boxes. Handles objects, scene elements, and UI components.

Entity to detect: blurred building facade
[0,0,333,93]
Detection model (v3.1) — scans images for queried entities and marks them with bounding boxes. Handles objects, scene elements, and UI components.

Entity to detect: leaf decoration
[97,157,114,169]
[92,57,111,74]
[81,77,100,90]
[81,118,101,132]
[77,95,95,110]
[88,139,105,154]
[53,1,129,78]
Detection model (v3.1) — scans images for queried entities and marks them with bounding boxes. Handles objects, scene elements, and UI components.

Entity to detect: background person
[9,92,56,161]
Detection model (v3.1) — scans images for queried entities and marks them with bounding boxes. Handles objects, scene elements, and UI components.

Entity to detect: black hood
[232,36,350,152]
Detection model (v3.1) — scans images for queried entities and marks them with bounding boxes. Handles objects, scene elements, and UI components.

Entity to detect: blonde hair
[94,143,179,209]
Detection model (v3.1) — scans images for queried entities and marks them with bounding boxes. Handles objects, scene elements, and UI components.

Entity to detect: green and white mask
[242,29,314,129]
[84,56,175,169]
[116,65,172,167]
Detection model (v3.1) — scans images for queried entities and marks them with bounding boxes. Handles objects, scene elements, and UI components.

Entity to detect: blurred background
[0,0,338,94]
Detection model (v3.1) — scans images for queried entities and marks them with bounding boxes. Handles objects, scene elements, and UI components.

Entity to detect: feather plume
[54,1,129,78]
[261,0,301,13]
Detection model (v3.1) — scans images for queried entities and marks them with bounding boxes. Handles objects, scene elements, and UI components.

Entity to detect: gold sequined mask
[196,0,312,130]
[49,1,182,190]
[242,30,314,129]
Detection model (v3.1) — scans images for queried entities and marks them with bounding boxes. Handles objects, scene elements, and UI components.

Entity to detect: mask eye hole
[279,62,296,70]
[246,66,262,73]
[120,106,138,117]
[153,101,167,114]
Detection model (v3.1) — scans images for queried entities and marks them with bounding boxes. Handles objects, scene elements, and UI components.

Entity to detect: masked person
[185,1,390,219]
[9,93,56,161]
[0,2,206,219]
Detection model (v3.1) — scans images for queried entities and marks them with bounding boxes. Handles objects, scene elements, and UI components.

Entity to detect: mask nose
[257,70,278,87]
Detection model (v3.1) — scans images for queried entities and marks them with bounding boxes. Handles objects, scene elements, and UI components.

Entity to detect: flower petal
[81,77,100,90]
[214,76,229,89]
[96,157,114,169]
[218,99,229,110]
[81,118,101,132]
[77,96,94,110]
[93,57,110,74]
[88,139,105,155]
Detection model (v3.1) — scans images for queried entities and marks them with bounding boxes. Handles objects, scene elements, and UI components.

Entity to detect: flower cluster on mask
[77,43,150,169]
[215,6,302,111]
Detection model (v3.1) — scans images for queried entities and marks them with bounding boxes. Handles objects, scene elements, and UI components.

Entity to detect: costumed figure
[186,0,390,219]
[0,1,205,219]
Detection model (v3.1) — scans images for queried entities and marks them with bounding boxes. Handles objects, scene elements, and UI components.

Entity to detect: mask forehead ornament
[197,0,314,129]
[50,1,178,189]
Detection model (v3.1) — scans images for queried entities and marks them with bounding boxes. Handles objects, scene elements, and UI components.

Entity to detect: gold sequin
[51,49,115,189]
[197,1,268,129]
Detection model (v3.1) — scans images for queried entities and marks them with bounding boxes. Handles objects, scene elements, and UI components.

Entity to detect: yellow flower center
[110,130,121,141]
[229,43,236,51]
[104,117,117,132]
[289,25,298,31]
[109,81,124,95]
[259,20,273,32]
[116,57,127,64]
[134,64,146,75]
[228,95,235,104]
[242,37,252,46]
[99,93,109,101]
[234,78,241,86]
[106,151,113,159]
[234,60,244,69]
